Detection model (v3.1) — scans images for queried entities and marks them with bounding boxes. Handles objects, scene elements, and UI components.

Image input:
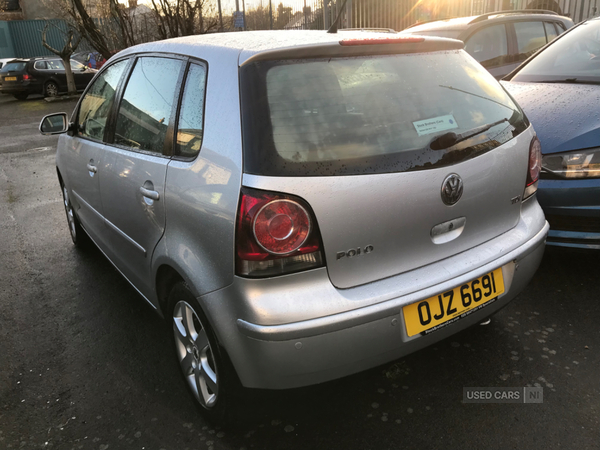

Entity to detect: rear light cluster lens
[22,74,31,80]
[524,136,542,199]
[253,199,311,254]
[236,187,324,277]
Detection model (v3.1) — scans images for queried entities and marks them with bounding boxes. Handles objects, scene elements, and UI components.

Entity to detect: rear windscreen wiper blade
[430,118,508,150]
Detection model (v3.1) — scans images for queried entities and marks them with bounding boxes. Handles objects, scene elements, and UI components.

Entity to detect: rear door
[464,24,513,79]
[99,55,185,297]
[240,48,531,289]
[47,59,68,91]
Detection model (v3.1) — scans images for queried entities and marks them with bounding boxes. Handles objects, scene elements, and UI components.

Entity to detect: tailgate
[240,45,533,288]
[244,127,532,288]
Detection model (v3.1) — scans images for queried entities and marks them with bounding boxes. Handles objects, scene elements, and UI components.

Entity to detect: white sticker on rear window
[412,115,459,137]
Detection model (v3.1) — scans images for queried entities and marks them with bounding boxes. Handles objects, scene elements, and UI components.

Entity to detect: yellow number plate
[4,77,16,81]
[403,268,505,337]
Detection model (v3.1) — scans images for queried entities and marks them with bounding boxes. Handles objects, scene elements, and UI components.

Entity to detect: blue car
[503,17,600,250]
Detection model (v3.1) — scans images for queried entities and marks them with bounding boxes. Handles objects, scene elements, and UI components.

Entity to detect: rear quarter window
[241,50,527,177]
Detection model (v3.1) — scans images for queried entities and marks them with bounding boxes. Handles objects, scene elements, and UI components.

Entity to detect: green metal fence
[0,19,93,59]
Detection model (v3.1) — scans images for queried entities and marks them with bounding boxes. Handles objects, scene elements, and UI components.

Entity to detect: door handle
[140,187,160,201]
[86,163,97,174]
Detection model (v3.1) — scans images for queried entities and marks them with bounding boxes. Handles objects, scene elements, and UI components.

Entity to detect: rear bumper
[201,199,548,389]
[538,178,600,249]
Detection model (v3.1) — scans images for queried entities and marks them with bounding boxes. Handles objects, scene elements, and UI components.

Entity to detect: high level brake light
[524,136,542,200]
[236,187,324,277]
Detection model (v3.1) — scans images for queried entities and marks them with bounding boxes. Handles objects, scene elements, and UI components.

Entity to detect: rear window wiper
[430,118,508,150]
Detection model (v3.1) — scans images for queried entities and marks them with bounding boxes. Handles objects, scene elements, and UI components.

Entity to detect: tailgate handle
[431,217,466,245]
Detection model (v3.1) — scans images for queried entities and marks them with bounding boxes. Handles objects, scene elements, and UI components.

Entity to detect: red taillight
[22,74,30,80]
[253,199,311,254]
[524,136,542,199]
[236,188,323,277]
[339,36,424,46]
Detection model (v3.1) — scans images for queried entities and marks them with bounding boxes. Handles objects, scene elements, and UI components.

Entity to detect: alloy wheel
[46,82,58,97]
[62,186,77,241]
[172,301,219,408]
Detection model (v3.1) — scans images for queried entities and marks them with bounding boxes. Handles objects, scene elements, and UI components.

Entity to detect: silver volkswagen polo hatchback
[40,30,549,420]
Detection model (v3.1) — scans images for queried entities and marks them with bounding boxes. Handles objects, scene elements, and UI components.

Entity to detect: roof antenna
[327,0,350,33]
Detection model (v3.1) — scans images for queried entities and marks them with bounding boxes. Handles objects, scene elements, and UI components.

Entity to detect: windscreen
[70,60,87,70]
[1,62,26,73]
[241,50,527,176]
[512,19,600,83]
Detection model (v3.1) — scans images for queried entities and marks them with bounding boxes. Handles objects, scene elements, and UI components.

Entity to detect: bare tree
[68,0,114,59]
[43,0,222,58]
[41,23,82,96]
[150,0,220,39]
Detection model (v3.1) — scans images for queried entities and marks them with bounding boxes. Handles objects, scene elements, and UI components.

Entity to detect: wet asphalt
[0,94,598,450]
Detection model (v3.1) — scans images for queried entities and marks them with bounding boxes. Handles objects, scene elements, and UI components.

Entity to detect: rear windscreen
[240,50,528,176]
[1,62,26,73]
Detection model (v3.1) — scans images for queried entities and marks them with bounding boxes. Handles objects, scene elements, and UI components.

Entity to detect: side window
[514,21,548,63]
[114,57,184,154]
[34,61,47,70]
[176,63,207,158]
[47,60,64,70]
[465,25,509,68]
[545,22,558,42]
[78,59,128,141]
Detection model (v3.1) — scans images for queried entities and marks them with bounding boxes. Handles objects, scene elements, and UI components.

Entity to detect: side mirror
[39,113,69,135]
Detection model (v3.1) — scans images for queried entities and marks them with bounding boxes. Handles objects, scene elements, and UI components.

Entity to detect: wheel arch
[155,264,186,319]
[152,260,232,350]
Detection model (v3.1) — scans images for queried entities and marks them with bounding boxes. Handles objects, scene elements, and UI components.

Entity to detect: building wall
[19,0,60,20]
[0,10,23,20]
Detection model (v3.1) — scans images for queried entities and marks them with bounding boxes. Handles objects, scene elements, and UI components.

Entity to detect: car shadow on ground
[53,241,598,450]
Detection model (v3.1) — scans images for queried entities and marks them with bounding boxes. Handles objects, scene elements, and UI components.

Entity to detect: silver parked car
[40,31,549,421]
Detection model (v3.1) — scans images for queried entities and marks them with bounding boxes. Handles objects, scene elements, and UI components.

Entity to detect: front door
[99,56,185,299]
[64,59,130,245]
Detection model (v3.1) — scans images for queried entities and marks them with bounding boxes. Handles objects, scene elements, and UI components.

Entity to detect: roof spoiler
[240,37,464,66]
[470,9,559,23]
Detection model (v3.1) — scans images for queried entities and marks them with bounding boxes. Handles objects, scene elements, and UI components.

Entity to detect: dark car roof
[404,10,572,35]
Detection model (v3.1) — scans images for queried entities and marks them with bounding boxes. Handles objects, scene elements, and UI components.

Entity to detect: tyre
[13,93,28,101]
[44,81,59,97]
[60,182,90,247]
[168,282,239,422]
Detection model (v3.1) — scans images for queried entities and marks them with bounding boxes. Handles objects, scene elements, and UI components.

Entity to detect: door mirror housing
[39,112,70,135]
